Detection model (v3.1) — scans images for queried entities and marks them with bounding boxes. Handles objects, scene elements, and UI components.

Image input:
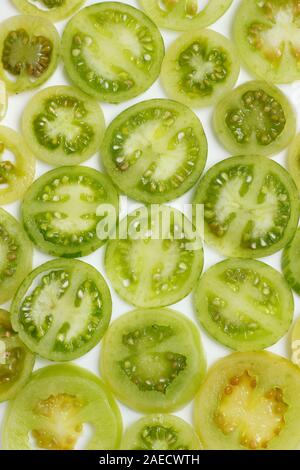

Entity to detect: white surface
[0,0,299,448]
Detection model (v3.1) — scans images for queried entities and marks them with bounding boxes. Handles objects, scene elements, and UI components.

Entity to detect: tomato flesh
[11,259,112,362]
[101,99,207,203]
[62,3,164,103]
[195,258,294,351]
[2,364,122,450]
[193,155,300,258]
[101,308,206,413]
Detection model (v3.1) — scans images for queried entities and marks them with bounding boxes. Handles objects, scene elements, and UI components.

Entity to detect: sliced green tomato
[139,0,233,32]
[105,206,203,308]
[234,0,300,84]
[100,308,206,413]
[62,3,164,103]
[0,208,33,304]
[291,318,300,367]
[0,80,7,121]
[2,364,122,450]
[22,86,105,167]
[102,99,207,204]
[121,414,202,450]
[194,351,300,450]
[0,15,60,94]
[0,126,35,204]
[21,166,119,258]
[11,259,112,362]
[195,259,294,352]
[214,81,296,157]
[161,30,240,108]
[288,133,300,192]
[12,0,86,22]
[282,228,300,295]
[193,155,300,258]
[0,309,35,403]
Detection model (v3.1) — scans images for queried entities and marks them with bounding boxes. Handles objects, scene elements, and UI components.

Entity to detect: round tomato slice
[194,351,300,450]
[0,208,33,304]
[22,86,105,167]
[2,364,122,450]
[139,0,233,32]
[121,414,202,450]
[282,228,300,295]
[291,318,300,367]
[62,3,164,103]
[0,126,35,204]
[214,81,296,157]
[161,30,240,108]
[0,309,34,403]
[100,308,206,413]
[288,133,300,192]
[193,155,300,258]
[102,99,207,203]
[12,0,86,22]
[0,81,7,121]
[11,259,112,362]
[21,166,119,258]
[105,206,203,308]
[195,258,294,351]
[0,15,60,93]
[234,0,300,84]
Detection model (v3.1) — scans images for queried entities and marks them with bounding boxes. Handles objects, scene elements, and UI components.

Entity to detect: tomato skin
[194,351,300,450]
[0,15,60,94]
[22,86,106,167]
[288,133,300,192]
[0,207,33,304]
[2,364,123,450]
[11,259,112,362]
[62,3,165,103]
[139,0,233,32]
[12,0,86,22]
[101,99,207,203]
[100,308,206,414]
[0,309,35,403]
[213,81,296,157]
[193,155,300,259]
[0,126,35,204]
[161,29,240,108]
[194,258,294,352]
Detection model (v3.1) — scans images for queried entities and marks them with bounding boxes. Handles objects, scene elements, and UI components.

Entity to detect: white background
[0,0,299,448]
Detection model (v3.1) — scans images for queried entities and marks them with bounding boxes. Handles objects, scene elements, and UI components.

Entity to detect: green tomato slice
[121,414,202,450]
[139,0,233,32]
[62,2,165,103]
[0,15,60,93]
[0,80,7,121]
[21,166,119,258]
[101,99,207,204]
[105,206,203,308]
[288,133,300,192]
[234,0,300,84]
[100,308,206,413]
[195,258,294,351]
[193,155,300,258]
[161,29,240,108]
[11,259,112,362]
[194,351,300,450]
[291,318,300,367]
[2,364,122,450]
[0,309,35,403]
[12,0,86,22]
[0,126,35,204]
[22,86,105,167]
[0,208,33,304]
[282,228,300,295]
[214,81,296,157]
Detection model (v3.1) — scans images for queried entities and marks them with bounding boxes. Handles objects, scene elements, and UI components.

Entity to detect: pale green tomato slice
[291,318,300,367]
[0,81,7,121]
[12,0,86,22]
